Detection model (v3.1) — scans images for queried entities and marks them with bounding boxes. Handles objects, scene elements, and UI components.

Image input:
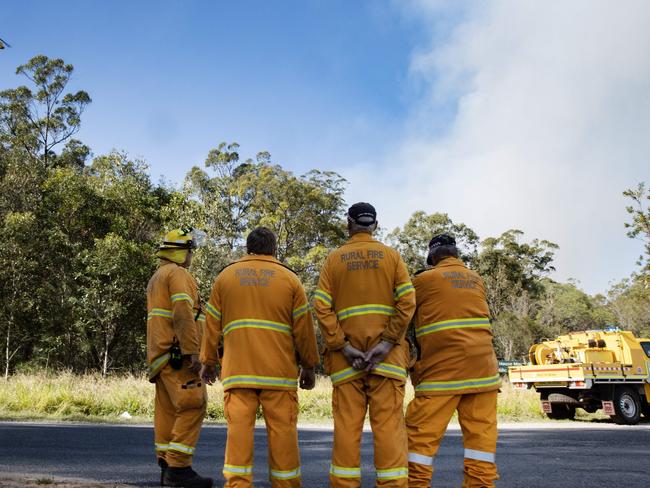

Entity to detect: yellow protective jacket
[411,256,499,396]
[200,254,319,391]
[312,232,416,386]
[146,260,205,380]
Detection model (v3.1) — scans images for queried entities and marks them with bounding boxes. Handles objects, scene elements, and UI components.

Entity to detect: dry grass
[0,372,598,423]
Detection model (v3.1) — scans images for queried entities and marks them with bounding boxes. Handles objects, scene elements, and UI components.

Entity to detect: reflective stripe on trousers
[223,464,253,476]
[465,448,495,463]
[168,442,195,454]
[270,466,301,480]
[376,467,408,480]
[408,452,433,466]
[329,465,361,478]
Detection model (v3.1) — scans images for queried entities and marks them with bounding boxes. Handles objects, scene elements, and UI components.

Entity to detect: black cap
[428,233,456,249]
[347,202,377,226]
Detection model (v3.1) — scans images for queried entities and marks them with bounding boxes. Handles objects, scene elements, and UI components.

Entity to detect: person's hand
[341,344,367,370]
[363,341,394,372]
[201,364,218,385]
[299,367,316,390]
[188,354,202,374]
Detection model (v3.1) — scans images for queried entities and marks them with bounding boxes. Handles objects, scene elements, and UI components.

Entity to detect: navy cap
[347,202,377,226]
[428,233,456,249]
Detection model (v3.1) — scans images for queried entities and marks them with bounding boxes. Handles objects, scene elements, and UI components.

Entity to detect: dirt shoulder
[0,474,136,488]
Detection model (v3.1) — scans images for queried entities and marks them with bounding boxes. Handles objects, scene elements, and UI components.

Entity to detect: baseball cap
[347,202,377,226]
[428,233,456,249]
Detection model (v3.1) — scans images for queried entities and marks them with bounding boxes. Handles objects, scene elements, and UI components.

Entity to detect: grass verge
[0,372,606,423]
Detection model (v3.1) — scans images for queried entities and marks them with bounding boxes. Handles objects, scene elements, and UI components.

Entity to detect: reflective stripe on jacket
[313,233,416,386]
[200,254,319,391]
[411,256,499,396]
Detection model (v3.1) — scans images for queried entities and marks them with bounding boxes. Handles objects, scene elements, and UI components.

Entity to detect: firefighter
[147,228,213,488]
[200,227,319,488]
[406,234,500,488]
[312,202,416,488]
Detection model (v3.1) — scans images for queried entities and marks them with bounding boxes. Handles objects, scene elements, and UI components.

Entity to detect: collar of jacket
[434,256,465,268]
[346,232,375,244]
[240,254,280,264]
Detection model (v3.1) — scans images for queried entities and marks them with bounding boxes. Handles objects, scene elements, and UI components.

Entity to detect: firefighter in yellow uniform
[200,227,319,488]
[406,234,500,488]
[147,228,213,488]
[312,202,416,488]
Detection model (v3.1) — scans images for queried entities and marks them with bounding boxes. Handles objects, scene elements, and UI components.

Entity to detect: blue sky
[2,1,649,294]
[3,1,436,180]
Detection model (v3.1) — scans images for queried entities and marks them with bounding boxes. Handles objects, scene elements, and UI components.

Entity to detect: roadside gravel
[0,473,136,487]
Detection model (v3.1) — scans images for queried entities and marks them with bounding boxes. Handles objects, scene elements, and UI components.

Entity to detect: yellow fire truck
[508,329,650,424]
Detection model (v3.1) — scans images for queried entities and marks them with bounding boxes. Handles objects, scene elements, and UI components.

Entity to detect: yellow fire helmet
[156,227,207,264]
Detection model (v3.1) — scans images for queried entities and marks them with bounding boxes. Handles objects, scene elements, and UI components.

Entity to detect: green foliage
[181,145,347,296]
[1,55,91,167]
[623,182,650,273]
[1,55,649,377]
[606,276,650,338]
[386,211,479,274]
[474,230,558,317]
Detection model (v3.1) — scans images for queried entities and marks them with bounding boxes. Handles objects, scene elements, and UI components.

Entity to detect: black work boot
[162,466,213,488]
[158,458,168,486]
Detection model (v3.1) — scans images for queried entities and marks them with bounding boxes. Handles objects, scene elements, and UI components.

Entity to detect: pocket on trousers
[176,376,206,411]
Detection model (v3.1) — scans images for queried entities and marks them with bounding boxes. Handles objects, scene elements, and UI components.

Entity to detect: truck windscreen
[641,341,650,358]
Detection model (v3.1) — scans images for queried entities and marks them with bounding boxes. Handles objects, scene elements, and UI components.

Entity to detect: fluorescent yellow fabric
[200,254,319,390]
[147,259,206,467]
[156,247,189,265]
[154,359,207,468]
[411,256,499,396]
[330,376,408,488]
[223,388,301,488]
[147,261,202,361]
[312,232,416,387]
[406,391,499,487]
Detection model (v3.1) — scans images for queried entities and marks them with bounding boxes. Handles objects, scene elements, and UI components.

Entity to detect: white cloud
[344,0,650,294]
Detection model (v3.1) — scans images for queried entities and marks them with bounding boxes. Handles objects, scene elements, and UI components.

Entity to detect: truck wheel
[547,404,576,420]
[610,387,641,425]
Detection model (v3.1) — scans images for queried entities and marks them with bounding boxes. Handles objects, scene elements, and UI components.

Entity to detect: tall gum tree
[0,56,91,376]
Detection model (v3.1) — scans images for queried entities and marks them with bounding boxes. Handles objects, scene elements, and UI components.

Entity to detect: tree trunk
[102,332,109,377]
[4,322,10,380]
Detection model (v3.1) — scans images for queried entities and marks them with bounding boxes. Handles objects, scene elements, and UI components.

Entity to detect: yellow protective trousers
[223,388,301,488]
[154,361,207,467]
[405,390,499,488]
[330,375,408,488]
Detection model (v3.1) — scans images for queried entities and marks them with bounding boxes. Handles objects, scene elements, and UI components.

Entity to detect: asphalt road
[1,421,649,487]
